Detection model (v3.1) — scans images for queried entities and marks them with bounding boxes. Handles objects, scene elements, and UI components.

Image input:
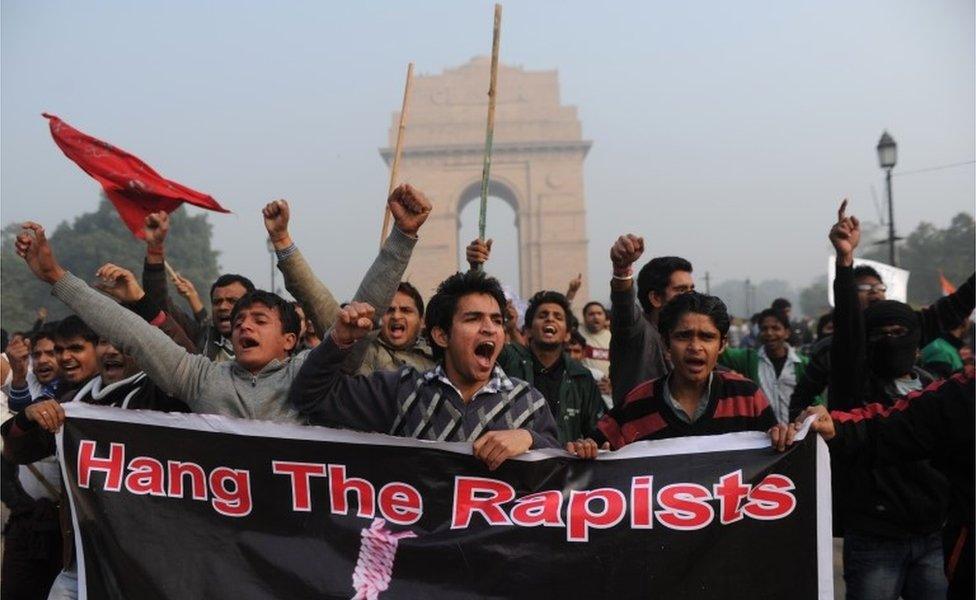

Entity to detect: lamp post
[877,131,898,266]
[266,238,277,294]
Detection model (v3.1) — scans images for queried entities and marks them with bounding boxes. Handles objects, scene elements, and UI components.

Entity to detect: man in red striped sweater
[569,292,776,454]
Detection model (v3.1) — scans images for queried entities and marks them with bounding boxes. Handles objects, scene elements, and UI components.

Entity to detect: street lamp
[876,131,898,266]
[266,238,277,294]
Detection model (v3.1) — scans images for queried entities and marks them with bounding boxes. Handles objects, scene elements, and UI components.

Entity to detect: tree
[1,197,220,332]
[798,275,830,319]
[863,212,975,306]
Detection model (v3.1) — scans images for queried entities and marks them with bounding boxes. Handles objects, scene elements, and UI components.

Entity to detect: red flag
[42,113,229,238]
[939,270,957,296]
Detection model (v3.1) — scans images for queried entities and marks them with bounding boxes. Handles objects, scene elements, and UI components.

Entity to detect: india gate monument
[380,57,592,302]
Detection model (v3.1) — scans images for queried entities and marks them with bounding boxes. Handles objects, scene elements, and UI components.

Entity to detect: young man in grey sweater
[12,184,432,425]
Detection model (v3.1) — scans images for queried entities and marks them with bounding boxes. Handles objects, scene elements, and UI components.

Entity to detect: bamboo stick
[380,62,415,247]
[477,4,503,244]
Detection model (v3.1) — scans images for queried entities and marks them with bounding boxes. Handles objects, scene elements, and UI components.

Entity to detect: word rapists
[77,441,796,543]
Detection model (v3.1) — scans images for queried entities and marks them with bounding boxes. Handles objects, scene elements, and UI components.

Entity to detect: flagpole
[477,4,502,249]
[380,62,415,248]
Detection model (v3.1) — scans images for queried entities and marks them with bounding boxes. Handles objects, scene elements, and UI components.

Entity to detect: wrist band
[612,274,634,281]
[147,247,164,257]
[275,243,298,262]
[612,266,633,278]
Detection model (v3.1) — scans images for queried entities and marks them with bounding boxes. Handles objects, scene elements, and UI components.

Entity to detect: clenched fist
[388,184,432,237]
[330,302,376,347]
[610,234,645,271]
[262,199,292,249]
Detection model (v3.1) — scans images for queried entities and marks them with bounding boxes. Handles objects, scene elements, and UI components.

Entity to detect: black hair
[525,291,573,330]
[0,328,6,352]
[582,301,607,317]
[54,315,99,345]
[210,274,256,300]
[396,281,425,318]
[758,308,790,330]
[569,329,587,347]
[30,327,57,347]
[230,290,301,336]
[658,292,731,346]
[815,312,833,338]
[636,256,693,315]
[771,298,791,312]
[424,271,507,360]
[853,265,884,283]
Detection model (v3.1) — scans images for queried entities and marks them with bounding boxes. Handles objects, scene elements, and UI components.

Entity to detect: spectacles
[856,284,887,293]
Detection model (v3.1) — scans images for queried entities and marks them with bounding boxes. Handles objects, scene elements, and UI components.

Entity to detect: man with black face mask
[828,200,950,599]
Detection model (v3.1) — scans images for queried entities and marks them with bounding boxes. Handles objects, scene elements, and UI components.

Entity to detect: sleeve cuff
[124,293,163,323]
[384,227,419,261]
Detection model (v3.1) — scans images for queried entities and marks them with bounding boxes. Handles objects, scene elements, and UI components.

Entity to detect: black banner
[57,403,832,599]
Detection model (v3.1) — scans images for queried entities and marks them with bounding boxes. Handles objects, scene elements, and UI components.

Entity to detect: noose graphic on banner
[350,519,417,599]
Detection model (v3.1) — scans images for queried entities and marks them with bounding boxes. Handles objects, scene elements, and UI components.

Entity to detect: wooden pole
[478,4,502,244]
[163,260,179,281]
[380,62,415,247]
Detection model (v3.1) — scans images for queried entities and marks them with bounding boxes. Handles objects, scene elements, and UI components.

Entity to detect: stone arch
[456,177,524,292]
[380,57,592,302]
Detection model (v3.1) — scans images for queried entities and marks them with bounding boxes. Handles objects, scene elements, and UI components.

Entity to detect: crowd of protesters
[0,187,973,599]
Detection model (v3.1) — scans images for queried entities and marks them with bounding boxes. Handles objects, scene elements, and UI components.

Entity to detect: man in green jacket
[495,291,604,444]
[720,307,820,423]
[921,317,969,378]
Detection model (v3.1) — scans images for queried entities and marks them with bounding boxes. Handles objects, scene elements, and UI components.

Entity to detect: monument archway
[380,57,592,301]
[456,179,522,292]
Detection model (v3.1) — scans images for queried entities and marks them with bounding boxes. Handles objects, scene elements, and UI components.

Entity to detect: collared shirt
[662,373,713,424]
[422,364,514,402]
[891,374,923,397]
[757,345,802,424]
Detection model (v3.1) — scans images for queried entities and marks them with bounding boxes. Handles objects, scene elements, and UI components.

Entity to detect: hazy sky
[2,1,973,305]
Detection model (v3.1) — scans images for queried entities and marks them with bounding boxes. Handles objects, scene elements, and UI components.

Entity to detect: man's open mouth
[542,325,557,336]
[388,322,406,335]
[239,337,259,350]
[35,365,54,377]
[101,358,124,370]
[474,341,496,360]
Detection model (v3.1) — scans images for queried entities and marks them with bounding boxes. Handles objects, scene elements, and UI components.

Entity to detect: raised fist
[5,337,30,375]
[16,222,66,284]
[466,238,493,269]
[94,263,145,304]
[388,184,432,237]
[331,301,376,347]
[262,199,291,247]
[566,273,583,300]
[610,234,645,271]
[143,211,170,247]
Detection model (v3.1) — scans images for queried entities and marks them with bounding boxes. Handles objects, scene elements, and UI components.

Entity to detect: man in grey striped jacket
[289,270,561,471]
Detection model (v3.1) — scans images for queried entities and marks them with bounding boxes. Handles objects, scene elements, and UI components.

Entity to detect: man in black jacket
[777,371,974,600]
[826,200,954,599]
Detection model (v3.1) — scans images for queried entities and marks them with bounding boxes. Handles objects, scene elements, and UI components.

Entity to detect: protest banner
[58,403,832,599]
